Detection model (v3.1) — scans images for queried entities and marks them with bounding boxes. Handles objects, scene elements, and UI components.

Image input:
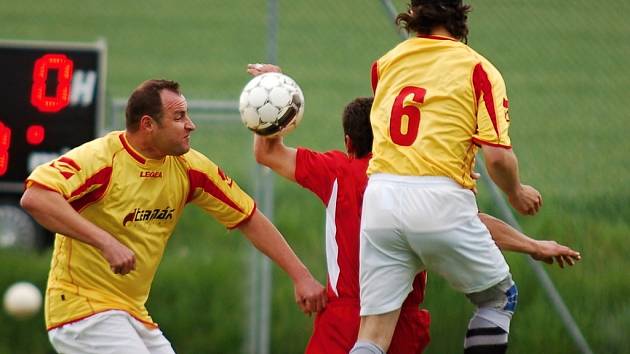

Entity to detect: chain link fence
[1,0,628,353]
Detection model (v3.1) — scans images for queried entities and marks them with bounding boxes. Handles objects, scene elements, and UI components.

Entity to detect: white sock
[349,340,385,354]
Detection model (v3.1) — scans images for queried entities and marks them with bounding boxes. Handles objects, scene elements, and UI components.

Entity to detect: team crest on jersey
[123,207,175,226]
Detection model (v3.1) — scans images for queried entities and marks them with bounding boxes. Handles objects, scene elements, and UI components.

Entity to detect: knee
[466,275,518,314]
[503,282,518,313]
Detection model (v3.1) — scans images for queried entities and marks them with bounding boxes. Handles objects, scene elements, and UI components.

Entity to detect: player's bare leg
[349,309,401,354]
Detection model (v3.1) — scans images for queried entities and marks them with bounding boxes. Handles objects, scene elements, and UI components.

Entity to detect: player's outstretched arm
[20,186,136,274]
[479,213,581,268]
[237,209,326,314]
[253,134,298,182]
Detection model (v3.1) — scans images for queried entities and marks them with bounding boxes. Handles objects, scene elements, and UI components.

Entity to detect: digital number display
[0,40,105,193]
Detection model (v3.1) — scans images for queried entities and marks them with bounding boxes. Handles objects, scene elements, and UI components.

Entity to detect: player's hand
[293,275,326,316]
[531,240,581,268]
[508,184,543,215]
[100,237,136,275]
[470,170,481,194]
[247,63,282,77]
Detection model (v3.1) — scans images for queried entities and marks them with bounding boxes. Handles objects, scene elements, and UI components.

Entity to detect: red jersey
[295,148,430,354]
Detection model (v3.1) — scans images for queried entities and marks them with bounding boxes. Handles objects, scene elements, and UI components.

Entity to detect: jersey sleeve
[184,149,256,229]
[295,148,340,205]
[472,62,512,148]
[25,139,113,207]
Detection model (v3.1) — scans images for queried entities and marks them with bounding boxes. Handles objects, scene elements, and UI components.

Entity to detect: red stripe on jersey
[186,169,245,214]
[473,63,500,138]
[69,167,113,212]
[60,171,74,180]
[58,157,81,171]
[472,137,512,149]
[49,157,79,179]
[371,61,379,93]
[418,34,456,41]
[118,133,146,164]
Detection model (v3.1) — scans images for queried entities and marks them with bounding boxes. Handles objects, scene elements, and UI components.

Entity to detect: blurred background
[0,0,628,353]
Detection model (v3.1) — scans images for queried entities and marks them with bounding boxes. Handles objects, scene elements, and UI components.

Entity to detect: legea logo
[123,207,175,226]
[140,171,162,178]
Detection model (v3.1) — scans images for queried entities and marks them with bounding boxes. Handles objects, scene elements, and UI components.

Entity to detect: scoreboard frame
[0,39,107,194]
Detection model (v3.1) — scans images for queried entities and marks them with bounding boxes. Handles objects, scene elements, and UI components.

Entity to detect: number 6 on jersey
[389,86,426,146]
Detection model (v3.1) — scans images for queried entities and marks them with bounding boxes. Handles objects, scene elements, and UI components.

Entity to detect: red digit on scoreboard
[30,54,74,113]
[0,121,11,176]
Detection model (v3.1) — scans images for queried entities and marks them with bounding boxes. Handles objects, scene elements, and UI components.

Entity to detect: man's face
[152,89,196,156]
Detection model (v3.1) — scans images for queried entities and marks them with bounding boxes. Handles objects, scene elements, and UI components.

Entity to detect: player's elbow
[485,155,508,172]
[20,188,40,215]
[482,145,514,171]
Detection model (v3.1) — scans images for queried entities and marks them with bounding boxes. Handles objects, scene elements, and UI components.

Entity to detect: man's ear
[139,115,154,131]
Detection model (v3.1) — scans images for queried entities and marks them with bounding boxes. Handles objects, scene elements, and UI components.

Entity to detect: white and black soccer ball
[239,72,304,137]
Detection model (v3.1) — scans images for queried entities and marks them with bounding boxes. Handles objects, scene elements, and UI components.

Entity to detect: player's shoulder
[296,148,349,175]
[378,38,416,63]
[298,147,347,159]
[63,131,123,165]
[462,45,503,76]
[325,149,348,160]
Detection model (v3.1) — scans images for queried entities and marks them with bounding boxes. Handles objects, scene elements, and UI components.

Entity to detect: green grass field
[1,0,629,353]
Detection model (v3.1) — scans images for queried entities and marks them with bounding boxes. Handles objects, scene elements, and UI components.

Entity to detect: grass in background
[1,0,628,353]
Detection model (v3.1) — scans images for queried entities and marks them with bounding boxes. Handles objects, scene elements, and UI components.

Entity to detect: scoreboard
[0,39,106,193]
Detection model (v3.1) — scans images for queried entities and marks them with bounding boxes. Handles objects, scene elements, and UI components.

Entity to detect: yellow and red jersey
[368,35,512,189]
[25,131,255,330]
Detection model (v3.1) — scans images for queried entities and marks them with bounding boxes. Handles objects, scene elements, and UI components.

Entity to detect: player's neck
[124,131,166,160]
[430,26,455,40]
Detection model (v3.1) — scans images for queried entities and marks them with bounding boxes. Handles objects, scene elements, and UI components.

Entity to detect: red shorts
[304,299,430,354]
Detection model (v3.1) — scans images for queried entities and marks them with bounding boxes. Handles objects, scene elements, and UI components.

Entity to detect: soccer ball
[3,281,42,319]
[239,72,304,137]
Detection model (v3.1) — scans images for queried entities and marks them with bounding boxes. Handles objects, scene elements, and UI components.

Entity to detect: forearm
[253,134,297,181]
[238,209,311,282]
[480,213,581,268]
[479,213,536,254]
[20,187,114,250]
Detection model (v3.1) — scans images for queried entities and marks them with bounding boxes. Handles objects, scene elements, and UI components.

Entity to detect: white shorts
[48,310,175,354]
[359,174,510,316]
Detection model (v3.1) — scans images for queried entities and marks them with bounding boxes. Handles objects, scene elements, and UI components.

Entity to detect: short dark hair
[342,97,374,158]
[125,79,181,132]
[396,0,472,43]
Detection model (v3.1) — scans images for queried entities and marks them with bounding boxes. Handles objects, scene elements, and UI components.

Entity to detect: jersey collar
[119,132,168,169]
[119,133,147,164]
[417,34,457,41]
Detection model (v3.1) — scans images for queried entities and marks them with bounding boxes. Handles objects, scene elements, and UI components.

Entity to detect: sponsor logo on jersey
[123,207,175,226]
[140,171,163,178]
